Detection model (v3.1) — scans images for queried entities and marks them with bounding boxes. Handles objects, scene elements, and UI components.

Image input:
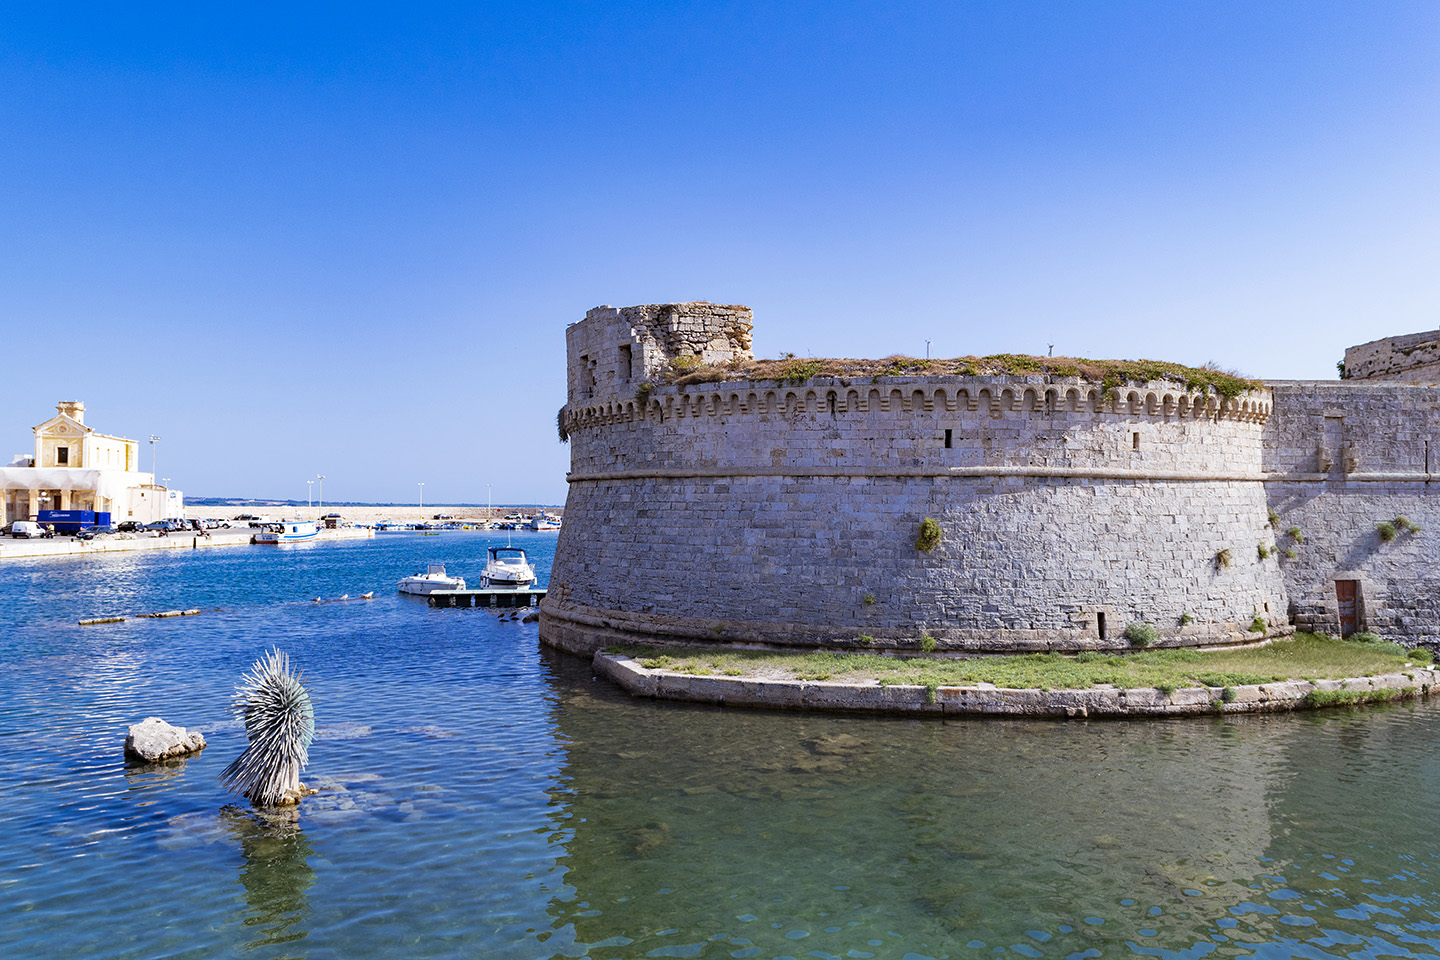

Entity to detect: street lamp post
[418,482,424,515]
[316,475,325,516]
[307,480,314,514]
[149,435,161,480]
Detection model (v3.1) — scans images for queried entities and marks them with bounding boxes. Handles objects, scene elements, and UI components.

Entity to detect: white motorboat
[527,513,561,531]
[398,563,466,595]
[480,547,536,589]
[254,520,320,544]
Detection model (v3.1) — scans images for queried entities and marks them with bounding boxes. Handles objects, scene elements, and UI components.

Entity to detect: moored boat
[398,563,466,595]
[480,547,536,589]
[253,520,320,544]
[527,513,561,531]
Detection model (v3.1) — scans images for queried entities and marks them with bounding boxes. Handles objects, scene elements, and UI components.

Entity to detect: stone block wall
[1263,381,1440,645]
[1344,330,1440,382]
[546,470,1286,654]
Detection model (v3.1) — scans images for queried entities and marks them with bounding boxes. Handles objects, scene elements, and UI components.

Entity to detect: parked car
[117,520,144,532]
[11,521,54,539]
[142,521,171,535]
[75,525,117,540]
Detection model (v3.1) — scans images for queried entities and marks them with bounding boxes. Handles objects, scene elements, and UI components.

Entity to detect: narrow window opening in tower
[1132,432,1140,451]
[1097,612,1107,640]
[944,429,952,449]
[828,393,837,417]
[618,344,633,380]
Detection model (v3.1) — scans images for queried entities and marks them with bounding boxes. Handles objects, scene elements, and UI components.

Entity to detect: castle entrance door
[1336,580,1359,637]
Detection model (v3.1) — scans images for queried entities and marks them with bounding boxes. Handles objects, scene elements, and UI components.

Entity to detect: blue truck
[37,510,112,534]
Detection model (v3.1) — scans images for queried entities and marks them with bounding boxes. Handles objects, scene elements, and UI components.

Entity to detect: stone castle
[539,304,1440,657]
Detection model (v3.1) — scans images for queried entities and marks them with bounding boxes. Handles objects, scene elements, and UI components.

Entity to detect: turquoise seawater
[3,532,1440,960]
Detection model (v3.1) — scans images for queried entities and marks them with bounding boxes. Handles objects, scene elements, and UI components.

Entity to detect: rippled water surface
[3,532,1440,959]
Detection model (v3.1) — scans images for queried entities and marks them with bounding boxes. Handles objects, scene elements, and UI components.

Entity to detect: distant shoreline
[182,504,561,526]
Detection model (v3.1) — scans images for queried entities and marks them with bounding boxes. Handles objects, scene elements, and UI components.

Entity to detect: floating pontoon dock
[427,589,546,608]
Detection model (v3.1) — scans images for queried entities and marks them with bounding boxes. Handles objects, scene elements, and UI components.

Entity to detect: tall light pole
[307,479,314,514]
[316,475,325,515]
[418,482,424,515]
[149,435,161,481]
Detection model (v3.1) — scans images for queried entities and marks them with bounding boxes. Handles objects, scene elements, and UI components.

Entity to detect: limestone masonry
[540,304,1440,657]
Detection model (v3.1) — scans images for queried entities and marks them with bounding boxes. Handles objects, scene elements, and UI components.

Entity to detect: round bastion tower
[540,303,1289,657]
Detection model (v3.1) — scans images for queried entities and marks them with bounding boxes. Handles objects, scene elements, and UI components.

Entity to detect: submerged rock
[125,717,206,762]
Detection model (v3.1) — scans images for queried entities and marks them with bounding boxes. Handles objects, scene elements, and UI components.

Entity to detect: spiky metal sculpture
[220,648,315,807]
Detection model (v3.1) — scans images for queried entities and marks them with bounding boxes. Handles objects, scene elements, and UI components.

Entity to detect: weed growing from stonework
[1377,521,1398,543]
[1124,622,1159,647]
[1287,526,1305,543]
[1268,508,1280,527]
[862,593,877,606]
[1215,548,1232,570]
[857,635,874,646]
[1257,544,1272,560]
[1156,682,1177,697]
[634,381,653,406]
[1179,612,1194,626]
[1250,615,1267,634]
[915,517,943,552]
[920,634,938,653]
[1302,688,1400,708]
[1284,546,1298,560]
[924,683,939,704]
[556,406,569,443]
[1395,515,1422,535]
[1221,686,1237,703]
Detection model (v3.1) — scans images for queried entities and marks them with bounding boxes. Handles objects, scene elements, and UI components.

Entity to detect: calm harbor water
[3,533,1439,960]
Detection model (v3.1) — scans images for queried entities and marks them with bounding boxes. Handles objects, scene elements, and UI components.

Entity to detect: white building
[0,401,182,525]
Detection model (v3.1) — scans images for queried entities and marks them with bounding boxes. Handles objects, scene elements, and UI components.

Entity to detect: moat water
[3,532,1439,960]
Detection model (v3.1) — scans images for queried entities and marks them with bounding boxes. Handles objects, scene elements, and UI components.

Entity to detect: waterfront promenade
[0,525,372,560]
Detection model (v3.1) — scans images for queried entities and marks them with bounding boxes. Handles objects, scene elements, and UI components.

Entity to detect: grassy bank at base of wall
[607,633,1432,693]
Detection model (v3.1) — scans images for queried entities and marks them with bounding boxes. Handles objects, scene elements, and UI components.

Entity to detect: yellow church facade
[1,401,181,525]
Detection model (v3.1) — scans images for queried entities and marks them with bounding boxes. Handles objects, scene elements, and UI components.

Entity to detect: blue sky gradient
[3,2,1438,503]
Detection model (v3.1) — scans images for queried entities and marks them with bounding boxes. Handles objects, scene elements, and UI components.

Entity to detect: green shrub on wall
[915,517,943,552]
[1124,622,1159,647]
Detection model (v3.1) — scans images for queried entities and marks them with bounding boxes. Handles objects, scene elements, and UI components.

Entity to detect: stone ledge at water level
[594,652,1440,718]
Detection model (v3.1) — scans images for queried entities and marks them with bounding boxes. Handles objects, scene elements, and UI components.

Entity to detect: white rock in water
[125,716,206,762]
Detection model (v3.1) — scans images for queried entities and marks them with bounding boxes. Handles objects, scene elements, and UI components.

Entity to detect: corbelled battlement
[563,377,1271,433]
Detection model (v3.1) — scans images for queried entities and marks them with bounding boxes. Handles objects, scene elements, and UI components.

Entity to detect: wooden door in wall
[1336,580,1359,637]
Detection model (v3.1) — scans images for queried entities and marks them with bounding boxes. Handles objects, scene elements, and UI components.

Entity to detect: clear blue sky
[3,2,1437,504]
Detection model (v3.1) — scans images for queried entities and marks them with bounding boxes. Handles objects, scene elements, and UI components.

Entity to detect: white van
[11,521,54,539]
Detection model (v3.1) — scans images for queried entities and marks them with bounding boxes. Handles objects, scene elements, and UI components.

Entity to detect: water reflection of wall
[542,652,1294,956]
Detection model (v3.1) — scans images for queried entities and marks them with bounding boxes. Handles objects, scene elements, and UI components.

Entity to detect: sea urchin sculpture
[220,648,315,807]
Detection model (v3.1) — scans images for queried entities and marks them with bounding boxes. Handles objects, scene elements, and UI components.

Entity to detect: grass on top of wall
[668,353,1259,400]
[608,633,1430,692]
